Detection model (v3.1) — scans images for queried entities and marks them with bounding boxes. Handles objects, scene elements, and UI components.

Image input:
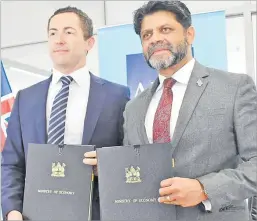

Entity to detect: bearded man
[122,1,257,221]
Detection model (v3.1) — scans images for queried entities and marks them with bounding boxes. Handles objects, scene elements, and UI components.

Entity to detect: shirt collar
[51,65,90,87]
[157,58,195,92]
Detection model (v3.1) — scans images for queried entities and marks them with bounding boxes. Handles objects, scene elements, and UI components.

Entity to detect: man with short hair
[1,6,130,220]
[122,1,257,220]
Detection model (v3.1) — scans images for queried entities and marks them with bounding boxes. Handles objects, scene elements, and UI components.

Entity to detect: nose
[54,33,65,45]
[150,31,164,45]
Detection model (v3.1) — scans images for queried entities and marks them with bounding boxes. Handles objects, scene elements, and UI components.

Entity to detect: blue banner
[98,11,227,97]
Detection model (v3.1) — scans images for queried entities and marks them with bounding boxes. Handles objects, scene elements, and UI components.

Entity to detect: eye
[49,32,55,36]
[162,27,172,33]
[66,31,73,34]
[142,32,151,40]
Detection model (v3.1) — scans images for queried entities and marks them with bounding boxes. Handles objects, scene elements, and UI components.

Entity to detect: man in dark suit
[1,6,129,220]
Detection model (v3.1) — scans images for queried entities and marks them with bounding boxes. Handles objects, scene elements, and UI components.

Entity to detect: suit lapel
[35,76,52,143]
[171,61,210,148]
[137,79,160,144]
[82,73,105,145]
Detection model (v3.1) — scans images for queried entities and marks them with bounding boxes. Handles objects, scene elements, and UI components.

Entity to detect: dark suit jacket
[1,73,130,220]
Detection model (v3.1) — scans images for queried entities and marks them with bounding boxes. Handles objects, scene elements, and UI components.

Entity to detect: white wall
[252,14,256,75]
[105,1,249,26]
[105,1,146,25]
[182,1,249,14]
[1,1,105,47]
[226,16,246,74]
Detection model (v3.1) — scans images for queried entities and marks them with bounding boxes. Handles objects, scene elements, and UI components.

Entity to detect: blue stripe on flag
[1,61,12,96]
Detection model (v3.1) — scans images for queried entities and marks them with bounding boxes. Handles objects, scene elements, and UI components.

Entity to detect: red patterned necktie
[153,78,176,143]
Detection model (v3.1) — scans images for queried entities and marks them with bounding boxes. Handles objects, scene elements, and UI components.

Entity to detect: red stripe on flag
[1,97,14,114]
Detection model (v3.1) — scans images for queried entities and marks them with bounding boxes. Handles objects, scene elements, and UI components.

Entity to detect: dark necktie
[47,76,73,144]
[153,78,176,143]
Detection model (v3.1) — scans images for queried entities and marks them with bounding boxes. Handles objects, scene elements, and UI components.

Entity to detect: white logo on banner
[134,81,154,97]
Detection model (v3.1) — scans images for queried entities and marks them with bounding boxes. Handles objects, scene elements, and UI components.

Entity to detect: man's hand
[83,151,98,176]
[158,177,208,207]
[7,210,23,220]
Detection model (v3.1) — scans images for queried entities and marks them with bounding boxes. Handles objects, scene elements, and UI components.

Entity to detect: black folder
[22,143,95,220]
[97,143,176,220]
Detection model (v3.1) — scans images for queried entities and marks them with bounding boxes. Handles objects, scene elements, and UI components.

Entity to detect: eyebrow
[141,24,172,34]
[141,29,152,35]
[49,27,76,31]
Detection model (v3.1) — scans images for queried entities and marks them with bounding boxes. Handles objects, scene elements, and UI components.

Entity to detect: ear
[186,26,195,45]
[85,36,95,52]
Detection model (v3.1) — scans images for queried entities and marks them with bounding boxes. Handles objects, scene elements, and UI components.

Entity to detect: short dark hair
[47,6,93,40]
[133,1,192,36]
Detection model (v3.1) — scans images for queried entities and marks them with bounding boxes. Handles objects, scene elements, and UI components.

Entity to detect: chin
[151,58,168,64]
[54,59,69,66]
[152,53,170,60]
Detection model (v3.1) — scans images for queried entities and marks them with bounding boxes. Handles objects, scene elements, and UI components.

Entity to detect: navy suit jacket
[1,73,130,220]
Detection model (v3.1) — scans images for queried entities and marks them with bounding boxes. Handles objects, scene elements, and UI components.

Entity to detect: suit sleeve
[1,91,26,218]
[118,87,130,146]
[197,74,257,213]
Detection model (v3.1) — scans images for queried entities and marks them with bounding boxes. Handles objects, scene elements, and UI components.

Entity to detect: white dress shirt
[145,58,211,211]
[145,59,195,143]
[46,65,90,145]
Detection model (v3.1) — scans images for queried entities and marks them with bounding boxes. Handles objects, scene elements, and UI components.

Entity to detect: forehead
[49,12,80,29]
[141,11,180,32]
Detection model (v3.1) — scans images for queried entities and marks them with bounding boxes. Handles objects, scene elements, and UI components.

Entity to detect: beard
[144,38,188,70]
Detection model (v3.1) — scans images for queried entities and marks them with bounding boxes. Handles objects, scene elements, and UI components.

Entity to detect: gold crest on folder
[125,166,141,183]
[51,162,66,177]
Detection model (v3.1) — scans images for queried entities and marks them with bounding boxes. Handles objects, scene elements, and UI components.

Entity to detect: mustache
[147,42,173,58]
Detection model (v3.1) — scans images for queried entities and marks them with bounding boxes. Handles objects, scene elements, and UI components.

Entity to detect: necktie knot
[163,78,176,89]
[61,76,73,86]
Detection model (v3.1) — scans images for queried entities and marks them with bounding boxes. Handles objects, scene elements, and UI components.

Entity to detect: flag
[1,61,14,151]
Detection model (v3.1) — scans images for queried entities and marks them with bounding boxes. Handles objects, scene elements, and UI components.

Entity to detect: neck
[159,55,193,78]
[54,59,86,75]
